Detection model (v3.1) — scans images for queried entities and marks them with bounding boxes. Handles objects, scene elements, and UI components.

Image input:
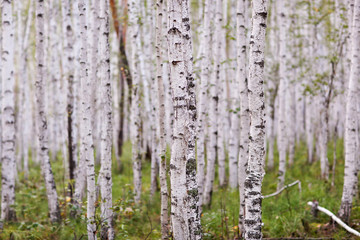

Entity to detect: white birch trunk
[244,0,268,238]
[128,0,143,204]
[277,0,287,190]
[99,1,114,238]
[1,0,16,221]
[236,0,249,235]
[339,0,360,223]
[168,0,202,238]
[156,1,170,238]
[35,0,61,224]
[73,0,87,210]
[203,0,222,206]
[78,1,97,238]
[61,0,77,198]
[197,0,212,207]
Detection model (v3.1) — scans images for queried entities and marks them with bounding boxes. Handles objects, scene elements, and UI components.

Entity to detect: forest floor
[1,140,360,239]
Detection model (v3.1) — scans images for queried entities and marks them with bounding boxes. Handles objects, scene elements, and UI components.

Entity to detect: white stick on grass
[307,201,360,237]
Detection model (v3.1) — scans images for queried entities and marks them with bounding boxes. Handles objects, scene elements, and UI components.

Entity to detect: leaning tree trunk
[244,0,268,239]
[99,0,114,239]
[128,0,143,204]
[35,0,61,224]
[155,0,170,238]
[236,0,249,235]
[339,0,360,224]
[1,0,16,222]
[78,1,97,239]
[168,0,202,238]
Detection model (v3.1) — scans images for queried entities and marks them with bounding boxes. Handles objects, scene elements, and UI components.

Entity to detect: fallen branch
[307,201,360,237]
[263,180,301,199]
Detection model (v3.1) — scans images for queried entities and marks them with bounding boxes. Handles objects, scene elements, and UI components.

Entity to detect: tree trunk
[128,0,143,204]
[168,0,202,238]
[203,0,222,206]
[98,0,114,239]
[236,0,249,235]
[61,0,77,199]
[339,0,360,224]
[155,0,170,238]
[244,0,268,239]
[1,0,16,221]
[277,0,287,190]
[78,1,97,238]
[35,0,61,224]
[197,0,212,208]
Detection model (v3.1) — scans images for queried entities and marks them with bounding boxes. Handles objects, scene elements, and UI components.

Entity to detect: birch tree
[156,0,169,238]
[339,0,360,224]
[168,0,202,238]
[1,0,16,221]
[197,0,212,207]
[61,0,77,198]
[99,0,114,238]
[236,0,249,235]
[244,0,268,239]
[78,0,97,238]
[128,0,143,204]
[203,0,222,206]
[277,0,287,190]
[35,0,61,224]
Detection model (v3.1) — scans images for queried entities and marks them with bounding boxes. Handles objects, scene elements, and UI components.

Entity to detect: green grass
[1,139,359,239]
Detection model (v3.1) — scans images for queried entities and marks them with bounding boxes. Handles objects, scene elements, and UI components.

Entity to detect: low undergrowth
[0,139,359,239]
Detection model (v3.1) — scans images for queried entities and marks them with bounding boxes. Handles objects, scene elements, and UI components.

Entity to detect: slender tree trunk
[228,0,240,190]
[99,1,114,238]
[156,0,170,238]
[197,0,212,207]
[339,0,360,223]
[61,0,77,199]
[203,0,222,206]
[236,0,249,235]
[244,0,268,239]
[78,1,97,238]
[35,0,61,224]
[128,0,143,204]
[73,0,87,212]
[168,0,202,238]
[20,0,34,180]
[277,0,287,190]
[1,0,16,221]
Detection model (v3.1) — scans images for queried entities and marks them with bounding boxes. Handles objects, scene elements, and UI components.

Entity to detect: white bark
[277,0,287,190]
[236,0,248,235]
[217,0,227,187]
[78,1,97,238]
[244,0,268,239]
[1,0,16,221]
[128,0,143,204]
[197,0,212,207]
[73,0,87,210]
[309,201,360,237]
[339,0,360,223]
[35,0,61,224]
[61,0,77,198]
[156,0,170,238]
[90,0,101,165]
[99,1,114,238]
[203,0,222,206]
[168,0,202,238]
